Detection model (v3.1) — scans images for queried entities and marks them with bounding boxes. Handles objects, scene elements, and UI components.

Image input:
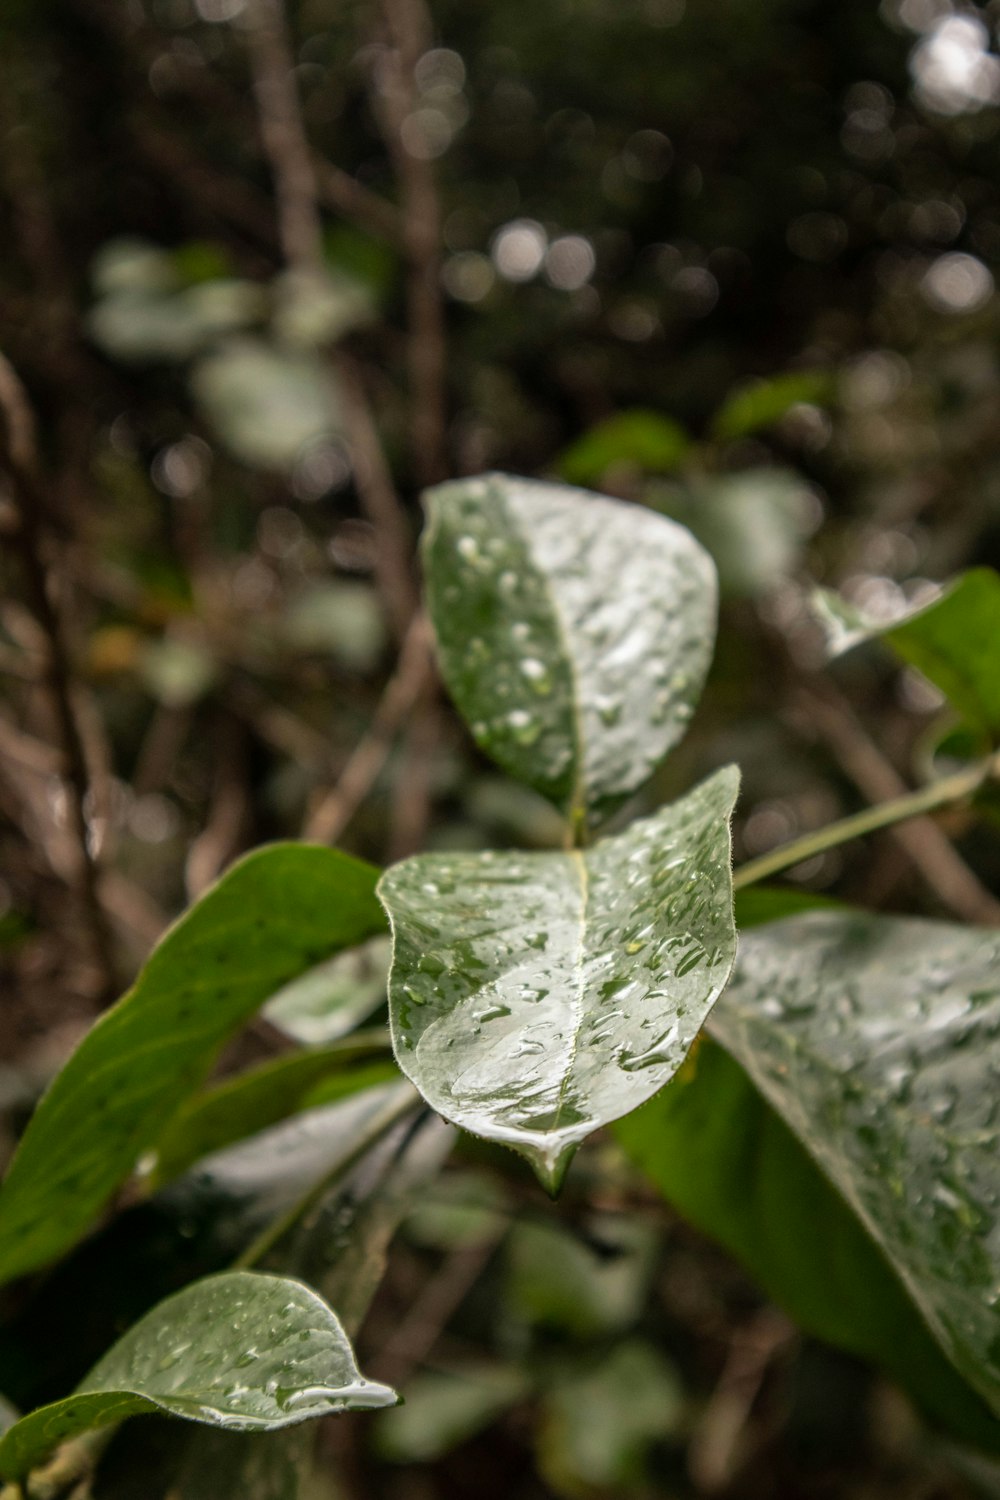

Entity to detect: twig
[314,157,402,245]
[687,1308,795,1493]
[334,351,421,640]
[0,353,117,997]
[375,0,449,485]
[244,0,325,270]
[789,684,1000,924]
[304,613,432,844]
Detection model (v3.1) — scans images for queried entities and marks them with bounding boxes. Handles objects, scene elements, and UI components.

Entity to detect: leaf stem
[234,1081,423,1270]
[732,750,1000,892]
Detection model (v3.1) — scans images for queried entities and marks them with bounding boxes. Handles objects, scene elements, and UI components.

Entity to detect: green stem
[732,750,1000,892]
[234,1080,422,1270]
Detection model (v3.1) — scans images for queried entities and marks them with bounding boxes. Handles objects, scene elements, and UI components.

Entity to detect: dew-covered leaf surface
[0,845,387,1286]
[0,1272,396,1481]
[703,911,1000,1421]
[814,568,1000,735]
[422,473,717,828]
[380,767,738,1190]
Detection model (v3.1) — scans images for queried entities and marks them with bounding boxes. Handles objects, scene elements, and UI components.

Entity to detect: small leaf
[190,337,343,471]
[557,409,691,486]
[620,910,1000,1442]
[423,473,717,827]
[380,766,739,1190]
[375,1364,529,1463]
[0,844,387,1286]
[0,1271,396,1481]
[711,369,835,441]
[813,568,1000,737]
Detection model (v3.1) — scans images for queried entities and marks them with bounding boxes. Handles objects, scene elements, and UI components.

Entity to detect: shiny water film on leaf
[422,473,718,827]
[0,844,387,1286]
[379,766,739,1191]
[0,1271,396,1481]
[711,910,1000,1420]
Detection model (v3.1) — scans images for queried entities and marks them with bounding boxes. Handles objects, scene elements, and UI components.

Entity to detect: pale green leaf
[0,1272,395,1482]
[380,767,739,1190]
[422,473,717,828]
[0,844,386,1286]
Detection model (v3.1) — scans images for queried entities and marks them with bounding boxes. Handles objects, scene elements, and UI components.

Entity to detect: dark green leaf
[557,409,691,486]
[422,473,717,828]
[616,1037,1000,1452]
[381,767,739,1190]
[814,569,1000,737]
[0,1272,395,1481]
[0,844,386,1286]
[620,910,1000,1448]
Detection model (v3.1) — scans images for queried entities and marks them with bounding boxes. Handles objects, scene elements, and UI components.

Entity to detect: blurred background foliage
[2,0,1000,1494]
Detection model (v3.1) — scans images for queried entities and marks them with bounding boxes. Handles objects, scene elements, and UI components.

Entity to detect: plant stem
[234,1081,422,1270]
[732,750,1000,892]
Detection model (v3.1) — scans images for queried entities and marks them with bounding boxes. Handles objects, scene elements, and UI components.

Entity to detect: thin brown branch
[376,0,449,485]
[244,0,325,270]
[0,353,117,997]
[304,614,433,844]
[792,682,1000,925]
[313,156,402,245]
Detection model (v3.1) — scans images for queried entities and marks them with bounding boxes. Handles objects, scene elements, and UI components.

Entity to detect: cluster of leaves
[2,476,1000,1496]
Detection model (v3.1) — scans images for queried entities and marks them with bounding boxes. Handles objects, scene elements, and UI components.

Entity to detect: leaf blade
[0,1271,396,1481]
[0,844,387,1286]
[381,767,739,1189]
[423,473,718,826]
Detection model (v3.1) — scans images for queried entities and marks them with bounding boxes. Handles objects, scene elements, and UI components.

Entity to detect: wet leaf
[0,1272,396,1481]
[814,568,1000,736]
[620,910,1000,1447]
[422,473,717,829]
[380,767,738,1190]
[0,844,387,1286]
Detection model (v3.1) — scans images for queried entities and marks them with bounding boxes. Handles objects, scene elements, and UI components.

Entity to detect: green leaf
[190,338,343,471]
[423,473,718,828]
[380,766,739,1190]
[620,910,1000,1448]
[814,569,1000,737]
[557,409,691,486]
[711,369,835,441]
[505,1215,658,1339]
[0,844,387,1286]
[264,935,391,1045]
[375,1364,530,1463]
[0,1271,396,1481]
[149,1041,397,1187]
[616,1038,1000,1453]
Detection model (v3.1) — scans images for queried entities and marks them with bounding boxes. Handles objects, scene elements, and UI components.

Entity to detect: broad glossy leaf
[0,844,387,1286]
[621,910,1000,1446]
[422,473,717,828]
[0,1271,395,1481]
[616,1038,1000,1452]
[149,1040,397,1187]
[814,568,1000,736]
[381,766,739,1190]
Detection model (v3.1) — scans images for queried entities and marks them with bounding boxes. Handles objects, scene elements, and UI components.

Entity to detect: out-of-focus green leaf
[422,473,717,827]
[814,569,1000,737]
[282,582,386,674]
[711,369,835,440]
[381,767,738,1191]
[375,1364,530,1462]
[505,1215,658,1340]
[539,1340,684,1495]
[0,1272,395,1481]
[557,409,691,486]
[618,910,1000,1452]
[190,338,342,470]
[149,1042,397,1187]
[654,468,819,598]
[0,845,386,1286]
[405,1170,510,1250]
[264,936,391,1046]
[139,634,217,708]
[271,267,375,348]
